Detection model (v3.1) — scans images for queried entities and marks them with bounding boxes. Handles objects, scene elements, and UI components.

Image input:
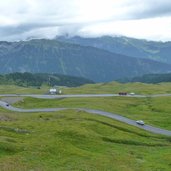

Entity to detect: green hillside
[0,110,171,171]
[0,72,94,87]
[0,81,171,95]
[1,82,171,170]
[62,82,171,95]
[14,95,171,130]
[128,73,171,83]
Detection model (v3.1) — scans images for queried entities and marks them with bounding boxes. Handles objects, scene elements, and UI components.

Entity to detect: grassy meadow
[0,109,171,171]
[14,96,171,130]
[0,85,49,95]
[62,82,171,95]
[0,82,171,170]
[1,82,171,95]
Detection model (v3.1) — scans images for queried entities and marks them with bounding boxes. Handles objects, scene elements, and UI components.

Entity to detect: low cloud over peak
[0,0,171,41]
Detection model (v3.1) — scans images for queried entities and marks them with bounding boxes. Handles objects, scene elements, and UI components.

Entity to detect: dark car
[118,92,127,96]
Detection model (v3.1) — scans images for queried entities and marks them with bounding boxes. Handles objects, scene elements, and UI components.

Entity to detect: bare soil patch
[1,97,24,104]
[0,115,12,121]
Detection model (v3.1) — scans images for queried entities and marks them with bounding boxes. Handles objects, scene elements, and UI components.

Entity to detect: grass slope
[1,82,171,170]
[1,82,171,95]
[14,96,171,130]
[0,85,49,95]
[0,110,171,171]
[62,82,171,95]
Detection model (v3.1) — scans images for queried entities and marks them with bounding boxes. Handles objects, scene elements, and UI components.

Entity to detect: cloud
[125,0,171,19]
[79,17,171,41]
[0,0,171,41]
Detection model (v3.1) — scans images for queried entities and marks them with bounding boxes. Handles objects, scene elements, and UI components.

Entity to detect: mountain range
[0,37,171,82]
[57,35,171,64]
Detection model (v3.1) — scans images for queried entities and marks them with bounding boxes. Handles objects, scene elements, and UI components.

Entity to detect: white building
[49,88,57,94]
[49,88,62,95]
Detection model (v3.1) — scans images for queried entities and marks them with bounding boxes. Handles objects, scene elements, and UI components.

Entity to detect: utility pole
[48,76,51,87]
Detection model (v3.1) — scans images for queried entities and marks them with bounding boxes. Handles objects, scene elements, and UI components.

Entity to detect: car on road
[118,92,127,96]
[6,103,9,107]
[136,120,145,125]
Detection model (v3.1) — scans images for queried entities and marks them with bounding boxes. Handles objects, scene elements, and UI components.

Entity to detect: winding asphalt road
[0,93,171,99]
[0,93,146,98]
[0,93,171,136]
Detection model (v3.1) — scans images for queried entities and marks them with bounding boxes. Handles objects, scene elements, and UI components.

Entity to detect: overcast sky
[0,0,171,41]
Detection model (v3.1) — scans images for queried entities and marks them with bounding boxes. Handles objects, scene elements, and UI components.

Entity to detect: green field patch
[14,96,171,130]
[102,137,169,147]
[0,140,21,157]
[62,82,171,95]
[1,82,171,170]
[1,82,171,95]
[0,126,31,134]
[0,110,171,170]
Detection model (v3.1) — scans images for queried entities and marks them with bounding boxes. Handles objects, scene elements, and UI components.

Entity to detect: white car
[136,120,145,125]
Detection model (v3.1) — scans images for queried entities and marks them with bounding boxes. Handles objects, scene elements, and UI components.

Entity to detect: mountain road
[0,93,171,136]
